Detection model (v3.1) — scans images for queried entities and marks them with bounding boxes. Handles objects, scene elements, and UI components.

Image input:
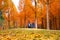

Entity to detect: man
[31,22,35,28]
[28,21,31,28]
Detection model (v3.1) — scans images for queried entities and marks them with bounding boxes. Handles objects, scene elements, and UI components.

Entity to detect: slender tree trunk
[14,21,17,28]
[24,6,26,28]
[20,17,22,28]
[8,9,10,29]
[24,15,26,28]
[46,0,50,30]
[57,9,60,30]
[35,0,37,29]
[41,18,44,29]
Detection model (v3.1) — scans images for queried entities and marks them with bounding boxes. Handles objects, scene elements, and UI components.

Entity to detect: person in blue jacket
[31,22,35,28]
[28,21,31,28]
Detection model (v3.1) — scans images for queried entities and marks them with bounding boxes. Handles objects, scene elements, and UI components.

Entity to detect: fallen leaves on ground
[0,28,60,40]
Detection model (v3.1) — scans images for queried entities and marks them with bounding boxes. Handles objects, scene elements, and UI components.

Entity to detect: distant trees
[0,0,60,30]
[18,0,60,30]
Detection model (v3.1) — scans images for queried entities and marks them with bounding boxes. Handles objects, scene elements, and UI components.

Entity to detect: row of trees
[0,0,60,30]
[18,0,60,30]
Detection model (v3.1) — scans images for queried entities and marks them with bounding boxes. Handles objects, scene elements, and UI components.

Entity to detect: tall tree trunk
[8,8,10,29]
[35,0,37,29]
[24,6,26,28]
[24,14,26,28]
[46,0,50,30]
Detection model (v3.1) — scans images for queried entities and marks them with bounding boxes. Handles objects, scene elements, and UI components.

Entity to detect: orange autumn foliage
[0,0,60,29]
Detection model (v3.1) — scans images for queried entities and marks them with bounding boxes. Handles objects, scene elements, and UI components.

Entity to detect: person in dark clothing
[28,21,31,28]
[31,22,35,28]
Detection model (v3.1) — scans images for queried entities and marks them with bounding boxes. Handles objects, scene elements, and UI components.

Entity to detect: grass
[0,28,60,40]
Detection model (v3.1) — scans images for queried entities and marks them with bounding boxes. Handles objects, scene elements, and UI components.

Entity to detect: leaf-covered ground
[0,28,60,40]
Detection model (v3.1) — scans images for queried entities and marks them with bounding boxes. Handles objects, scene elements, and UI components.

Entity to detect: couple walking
[28,21,35,28]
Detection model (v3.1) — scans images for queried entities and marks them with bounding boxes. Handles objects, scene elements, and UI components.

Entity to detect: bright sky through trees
[12,0,20,12]
[12,0,35,12]
[31,0,35,6]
